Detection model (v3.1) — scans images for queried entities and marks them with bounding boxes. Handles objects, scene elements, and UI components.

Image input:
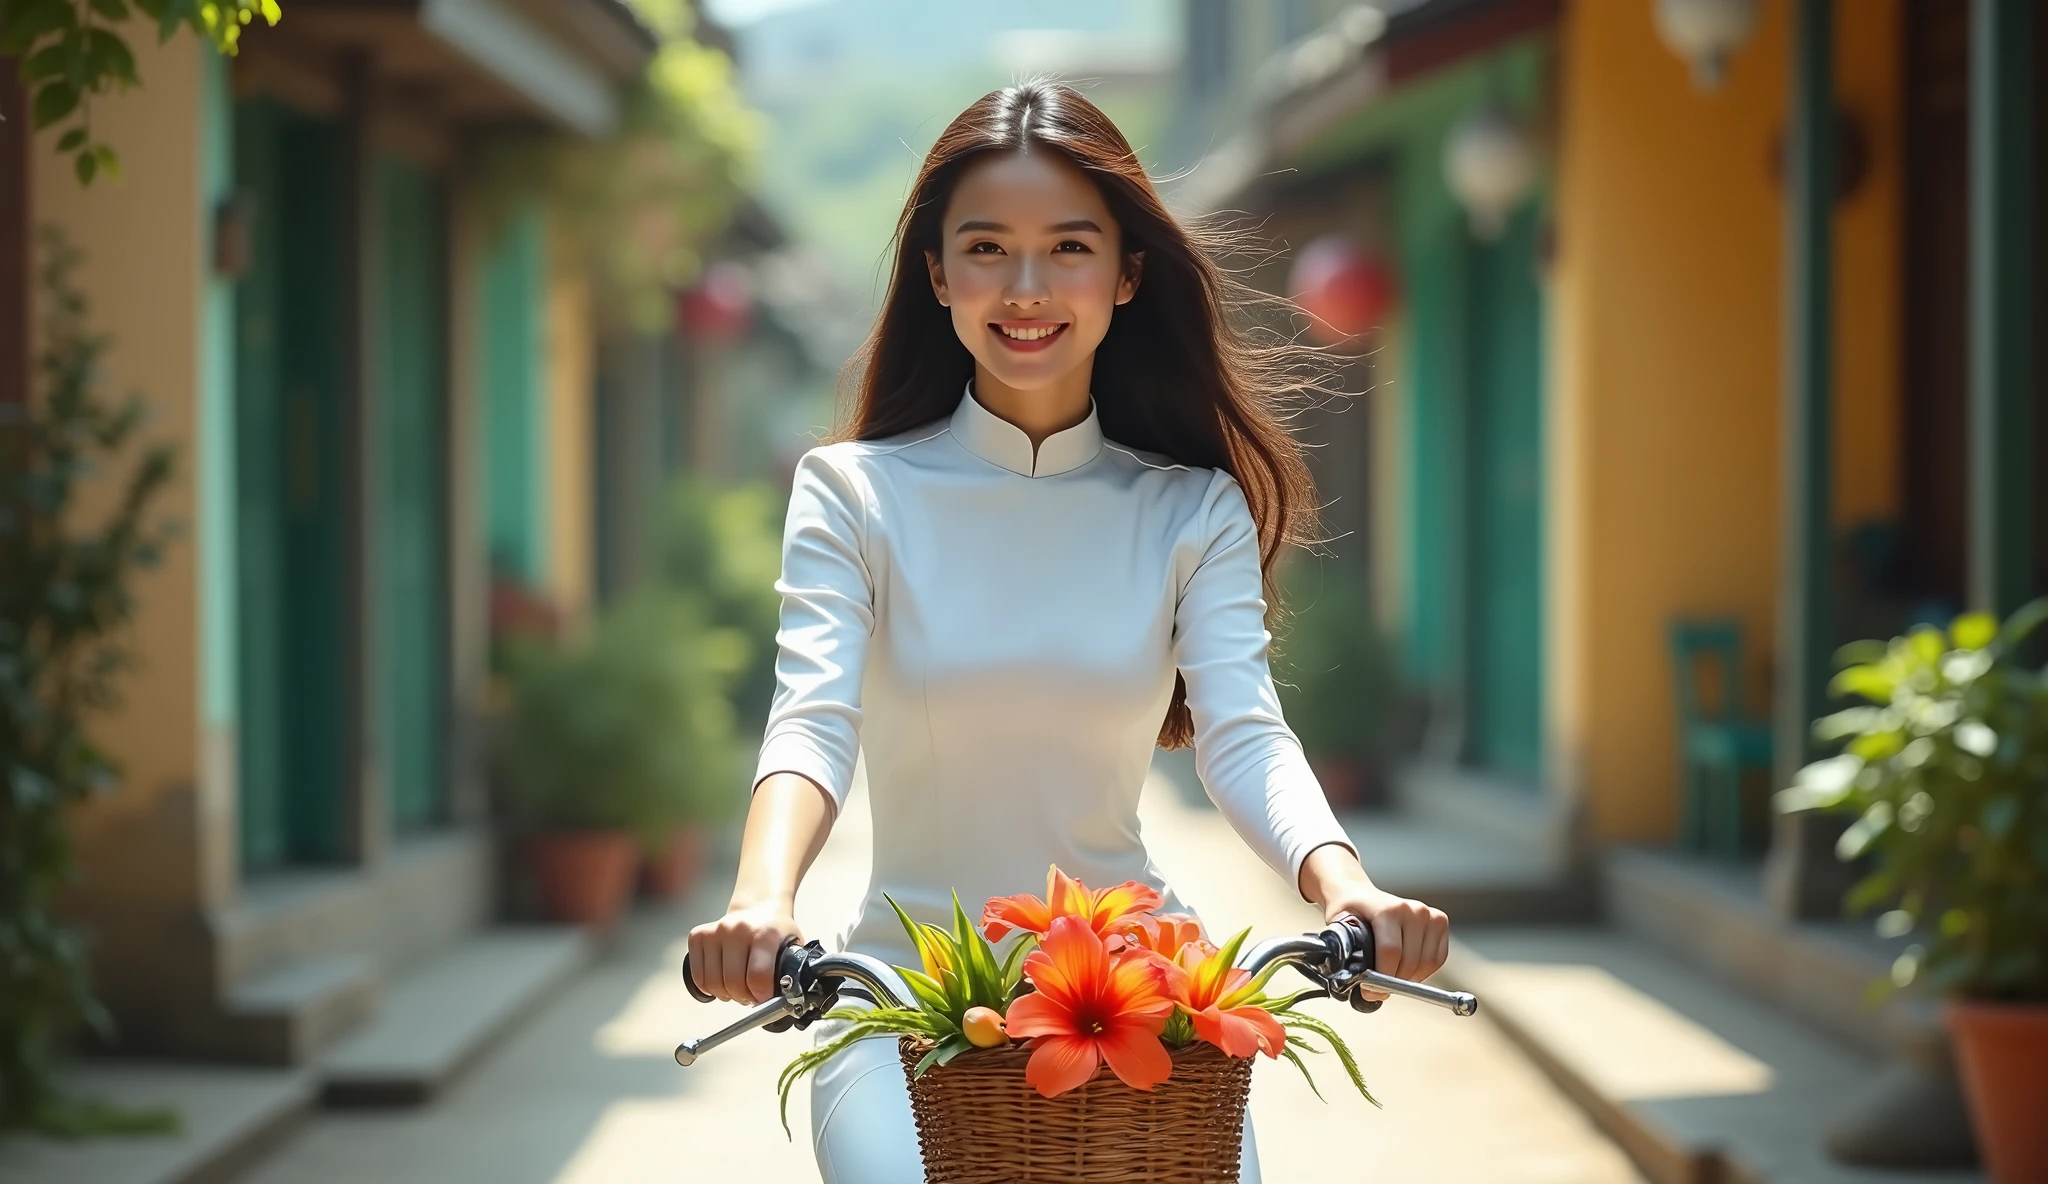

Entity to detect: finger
[685,929,709,997]
[719,929,753,1003]
[1426,910,1451,977]
[1372,912,1403,977]
[745,932,782,1005]
[1399,905,1427,981]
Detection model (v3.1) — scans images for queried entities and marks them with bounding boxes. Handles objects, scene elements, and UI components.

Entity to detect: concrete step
[0,1063,314,1184]
[318,927,591,1107]
[1602,846,1920,1058]
[1439,927,1984,1184]
[220,954,380,1066]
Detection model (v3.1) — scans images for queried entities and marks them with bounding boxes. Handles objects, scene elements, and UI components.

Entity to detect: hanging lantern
[1444,106,1538,241]
[1654,0,1758,91]
[1288,235,1399,346]
[677,260,753,343]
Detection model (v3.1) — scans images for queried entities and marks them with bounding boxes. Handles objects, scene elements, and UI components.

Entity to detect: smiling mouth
[991,322,1068,352]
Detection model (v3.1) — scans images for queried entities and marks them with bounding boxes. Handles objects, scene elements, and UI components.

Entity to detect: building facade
[2,0,646,1063]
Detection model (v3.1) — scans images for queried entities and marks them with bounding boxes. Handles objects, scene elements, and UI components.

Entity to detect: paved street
[240,768,1643,1183]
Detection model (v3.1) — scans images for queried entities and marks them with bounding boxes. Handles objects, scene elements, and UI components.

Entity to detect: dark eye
[968,241,1004,255]
[1053,240,1091,253]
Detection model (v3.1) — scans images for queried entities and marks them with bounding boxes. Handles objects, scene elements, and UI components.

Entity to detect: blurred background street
[2,0,2043,1181]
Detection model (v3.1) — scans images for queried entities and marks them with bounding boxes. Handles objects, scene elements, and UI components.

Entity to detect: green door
[377,157,449,834]
[234,100,351,868]
[1464,206,1545,783]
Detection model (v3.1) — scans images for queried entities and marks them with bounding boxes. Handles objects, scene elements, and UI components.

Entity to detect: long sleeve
[753,448,874,813]
[1173,472,1359,899]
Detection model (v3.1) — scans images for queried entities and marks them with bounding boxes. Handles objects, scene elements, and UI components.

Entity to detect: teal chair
[1668,619,1775,860]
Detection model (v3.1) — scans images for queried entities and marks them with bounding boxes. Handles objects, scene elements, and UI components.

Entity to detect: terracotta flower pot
[641,826,709,900]
[528,830,639,928]
[1946,998,2048,1183]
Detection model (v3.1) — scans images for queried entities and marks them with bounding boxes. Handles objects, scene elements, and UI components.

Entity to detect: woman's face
[926,149,1142,396]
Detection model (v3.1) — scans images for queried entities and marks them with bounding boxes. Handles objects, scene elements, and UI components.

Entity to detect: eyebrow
[953,218,1106,235]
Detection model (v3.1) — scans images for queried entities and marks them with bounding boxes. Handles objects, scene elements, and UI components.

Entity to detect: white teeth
[999,324,1062,341]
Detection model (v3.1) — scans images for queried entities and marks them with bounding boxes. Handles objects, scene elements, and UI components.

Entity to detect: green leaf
[1,0,77,54]
[1279,1044,1328,1103]
[1996,597,2048,652]
[33,81,81,129]
[20,42,72,84]
[89,0,131,21]
[1830,664,1896,704]
[57,127,88,152]
[1951,612,1997,652]
[75,148,98,186]
[998,934,1037,994]
[950,891,1004,1009]
[911,1034,972,1078]
[85,28,138,85]
[1282,1013,1378,1106]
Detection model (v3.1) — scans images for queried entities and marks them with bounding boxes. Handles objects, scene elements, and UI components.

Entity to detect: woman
[687,81,1451,1182]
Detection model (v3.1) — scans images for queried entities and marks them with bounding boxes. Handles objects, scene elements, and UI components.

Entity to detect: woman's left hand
[1299,844,1450,1000]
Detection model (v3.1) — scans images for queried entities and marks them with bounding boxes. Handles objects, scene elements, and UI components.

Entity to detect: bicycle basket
[898,1035,1255,1183]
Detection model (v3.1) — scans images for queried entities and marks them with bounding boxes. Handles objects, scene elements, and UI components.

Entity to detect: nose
[1002,255,1051,310]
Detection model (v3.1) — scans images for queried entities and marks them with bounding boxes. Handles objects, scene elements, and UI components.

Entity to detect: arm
[688,450,875,1005]
[1173,474,1449,991]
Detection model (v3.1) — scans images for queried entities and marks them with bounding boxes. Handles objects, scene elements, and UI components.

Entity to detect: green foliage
[773,893,1035,1131]
[0,229,179,1132]
[650,476,784,733]
[1776,601,2048,1001]
[1,0,280,185]
[493,589,746,848]
[1274,558,1401,765]
[478,0,759,331]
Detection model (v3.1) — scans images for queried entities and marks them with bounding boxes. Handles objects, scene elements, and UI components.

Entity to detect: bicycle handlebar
[675,915,1476,1069]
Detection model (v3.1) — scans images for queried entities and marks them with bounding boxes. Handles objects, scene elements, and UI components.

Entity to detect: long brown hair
[840,81,1332,748]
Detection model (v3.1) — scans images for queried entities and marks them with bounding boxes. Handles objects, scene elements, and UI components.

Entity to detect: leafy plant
[1776,600,2048,1001]
[1,228,178,1132]
[494,590,745,847]
[476,0,758,330]
[1,0,281,185]
[650,477,784,733]
[1274,557,1400,766]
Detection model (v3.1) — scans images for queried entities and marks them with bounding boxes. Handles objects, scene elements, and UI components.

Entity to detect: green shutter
[480,205,548,585]
[234,99,351,868]
[377,157,450,834]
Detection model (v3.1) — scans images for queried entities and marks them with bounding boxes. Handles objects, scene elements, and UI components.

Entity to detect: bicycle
[674,915,1479,1067]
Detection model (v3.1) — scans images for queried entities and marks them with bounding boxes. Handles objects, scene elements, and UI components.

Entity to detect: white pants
[809,1024,1263,1183]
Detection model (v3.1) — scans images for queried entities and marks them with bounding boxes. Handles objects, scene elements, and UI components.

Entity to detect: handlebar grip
[680,953,718,1004]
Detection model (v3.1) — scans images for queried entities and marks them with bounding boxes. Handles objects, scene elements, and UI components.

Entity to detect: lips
[991,322,1069,353]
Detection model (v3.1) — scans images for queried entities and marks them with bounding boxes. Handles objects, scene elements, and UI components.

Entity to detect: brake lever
[1319,915,1474,1016]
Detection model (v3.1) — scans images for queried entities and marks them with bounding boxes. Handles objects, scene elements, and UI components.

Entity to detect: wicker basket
[897,1036,1255,1183]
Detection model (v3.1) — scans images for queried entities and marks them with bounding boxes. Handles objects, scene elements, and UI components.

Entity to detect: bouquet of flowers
[779,866,1376,1171]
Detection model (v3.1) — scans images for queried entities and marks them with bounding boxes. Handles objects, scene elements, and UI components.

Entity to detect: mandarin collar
[949,383,1103,478]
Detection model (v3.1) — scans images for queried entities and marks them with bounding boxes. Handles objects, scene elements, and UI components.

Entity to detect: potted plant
[495,591,740,927]
[1777,600,2048,1184]
[1274,559,1400,810]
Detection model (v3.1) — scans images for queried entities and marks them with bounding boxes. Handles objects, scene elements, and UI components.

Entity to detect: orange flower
[1162,940,1287,1060]
[1002,916,1177,1097]
[982,866,1163,942]
[1114,913,1212,962]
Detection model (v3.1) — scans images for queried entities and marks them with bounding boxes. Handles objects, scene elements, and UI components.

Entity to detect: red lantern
[1287,235,1398,345]
[677,261,753,343]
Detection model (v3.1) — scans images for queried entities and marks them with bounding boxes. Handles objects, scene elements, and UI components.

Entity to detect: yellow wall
[32,34,226,1012]
[546,225,595,628]
[1549,0,1901,841]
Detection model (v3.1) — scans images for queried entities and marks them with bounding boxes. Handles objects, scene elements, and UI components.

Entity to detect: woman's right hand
[687,899,803,1005]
